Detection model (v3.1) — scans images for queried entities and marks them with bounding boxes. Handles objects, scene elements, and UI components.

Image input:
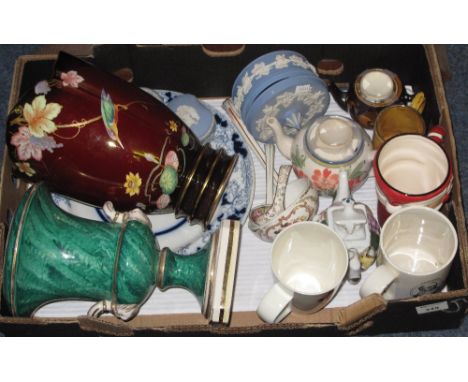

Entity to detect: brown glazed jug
[327,68,410,130]
[6,52,237,228]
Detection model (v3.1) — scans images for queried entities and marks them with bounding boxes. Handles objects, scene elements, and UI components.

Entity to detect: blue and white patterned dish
[52,89,255,255]
[245,74,330,144]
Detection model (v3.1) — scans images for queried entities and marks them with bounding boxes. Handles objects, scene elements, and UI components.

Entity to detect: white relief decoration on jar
[285,113,303,131]
[175,105,200,128]
[233,54,316,108]
[254,90,327,141]
[289,55,309,69]
[233,91,244,111]
[276,92,296,109]
[274,54,289,69]
[241,72,253,94]
[251,62,270,77]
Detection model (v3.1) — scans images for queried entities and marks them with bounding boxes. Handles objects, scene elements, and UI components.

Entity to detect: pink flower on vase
[60,70,84,88]
[164,150,179,171]
[11,126,43,161]
[156,194,171,209]
[311,168,339,191]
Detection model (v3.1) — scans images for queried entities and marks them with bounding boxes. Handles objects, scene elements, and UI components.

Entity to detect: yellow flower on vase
[168,120,178,132]
[23,95,62,137]
[15,162,35,177]
[124,172,142,197]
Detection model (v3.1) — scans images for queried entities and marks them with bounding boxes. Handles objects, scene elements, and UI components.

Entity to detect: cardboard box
[0,45,467,336]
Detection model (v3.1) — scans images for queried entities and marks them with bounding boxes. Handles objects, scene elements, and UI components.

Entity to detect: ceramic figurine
[314,171,380,283]
[6,52,237,228]
[267,115,373,196]
[2,183,241,324]
[329,68,411,129]
[248,165,319,242]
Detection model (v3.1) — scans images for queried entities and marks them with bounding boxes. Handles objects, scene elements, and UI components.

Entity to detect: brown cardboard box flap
[77,316,134,336]
[337,294,387,331]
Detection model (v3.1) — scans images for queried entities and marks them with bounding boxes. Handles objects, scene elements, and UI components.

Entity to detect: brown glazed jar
[329,68,408,129]
[6,52,237,228]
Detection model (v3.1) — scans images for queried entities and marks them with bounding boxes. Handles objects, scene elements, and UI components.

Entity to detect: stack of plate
[232,50,331,144]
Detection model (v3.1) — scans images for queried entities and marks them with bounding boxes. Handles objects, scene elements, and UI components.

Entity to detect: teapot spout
[335,170,351,202]
[266,117,293,160]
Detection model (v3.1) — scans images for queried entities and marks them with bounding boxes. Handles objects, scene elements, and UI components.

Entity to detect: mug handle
[375,186,402,214]
[427,125,447,145]
[427,125,453,204]
[359,264,399,299]
[257,283,294,323]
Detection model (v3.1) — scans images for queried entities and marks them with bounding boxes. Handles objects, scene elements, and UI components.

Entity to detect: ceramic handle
[427,125,452,203]
[375,186,402,214]
[409,91,426,113]
[266,144,275,205]
[427,125,447,145]
[327,81,349,112]
[359,264,399,299]
[257,283,293,323]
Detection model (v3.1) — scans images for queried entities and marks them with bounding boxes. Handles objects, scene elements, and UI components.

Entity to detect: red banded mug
[374,126,453,226]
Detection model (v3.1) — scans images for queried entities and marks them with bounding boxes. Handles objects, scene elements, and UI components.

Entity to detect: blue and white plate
[52,89,255,254]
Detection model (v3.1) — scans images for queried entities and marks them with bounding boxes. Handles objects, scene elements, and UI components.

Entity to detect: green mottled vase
[2,183,209,318]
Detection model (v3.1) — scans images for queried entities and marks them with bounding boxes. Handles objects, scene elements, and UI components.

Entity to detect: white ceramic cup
[360,206,458,300]
[257,222,349,323]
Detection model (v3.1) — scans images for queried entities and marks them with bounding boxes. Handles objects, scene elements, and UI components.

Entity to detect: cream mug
[257,222,348,323]
[360,206,458,300]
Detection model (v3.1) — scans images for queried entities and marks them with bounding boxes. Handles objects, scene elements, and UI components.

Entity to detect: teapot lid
[305,116,363,164]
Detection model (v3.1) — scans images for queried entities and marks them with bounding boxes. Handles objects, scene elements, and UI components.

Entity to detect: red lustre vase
[6,52,237,228]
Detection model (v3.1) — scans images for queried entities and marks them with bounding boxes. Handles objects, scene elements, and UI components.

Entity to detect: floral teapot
[267,115,373,196]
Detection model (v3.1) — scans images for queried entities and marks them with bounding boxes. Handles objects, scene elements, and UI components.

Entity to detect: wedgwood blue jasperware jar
[231,50,330,145]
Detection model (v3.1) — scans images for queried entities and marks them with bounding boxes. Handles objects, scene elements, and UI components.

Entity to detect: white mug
[257,222,349,323]
[360,206,458,300]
